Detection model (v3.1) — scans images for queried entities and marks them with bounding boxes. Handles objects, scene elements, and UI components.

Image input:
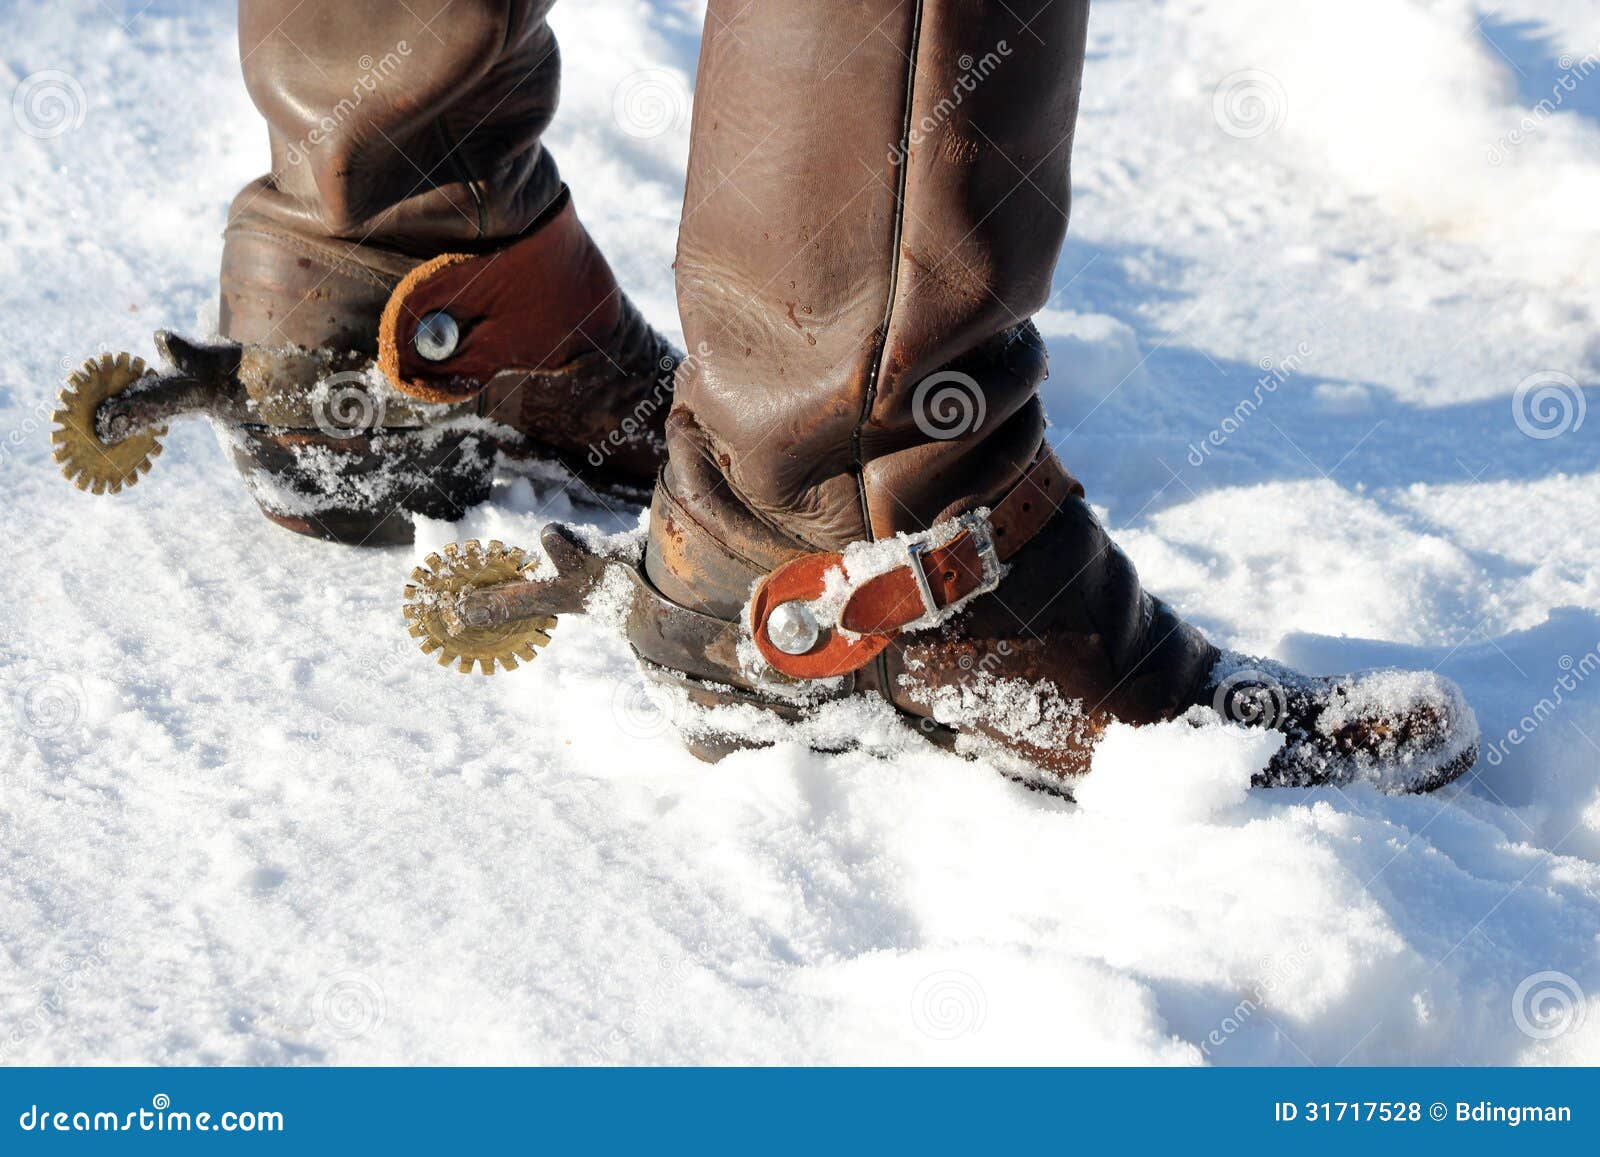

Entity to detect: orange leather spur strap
[377,189,623,404]
[748,452,1081,679]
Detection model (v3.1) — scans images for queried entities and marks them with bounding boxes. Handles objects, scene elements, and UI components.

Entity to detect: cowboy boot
[611,0,1476,791]
[398,0,1476,789]
[53,0,675,544]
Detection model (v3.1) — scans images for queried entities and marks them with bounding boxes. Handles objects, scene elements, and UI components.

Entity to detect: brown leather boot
[616,0,1476,792]
[399,0,1477,790]
[54,0,675,544]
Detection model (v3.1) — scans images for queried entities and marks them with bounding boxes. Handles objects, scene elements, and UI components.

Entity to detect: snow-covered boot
[1204,657,1478,793]
[399,0,1477,792]
[52,0,676,544]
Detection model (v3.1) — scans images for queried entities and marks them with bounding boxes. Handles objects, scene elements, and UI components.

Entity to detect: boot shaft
[221,0,564,350]
[669,0,1091,557]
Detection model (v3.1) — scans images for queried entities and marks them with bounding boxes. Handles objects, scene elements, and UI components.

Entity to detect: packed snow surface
[3,0,1598,1064]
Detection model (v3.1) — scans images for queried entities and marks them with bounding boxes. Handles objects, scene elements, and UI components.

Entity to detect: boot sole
[227,427,655,546]
[497,521,1474,797]
[223,425,495,546]
[1404,742,1479,794]
[638,660,964,764]
[675,671,1477,796]
[655,654,1479,796]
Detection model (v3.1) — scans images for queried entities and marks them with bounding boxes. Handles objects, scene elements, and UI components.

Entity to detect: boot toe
[1212,655,1479,793]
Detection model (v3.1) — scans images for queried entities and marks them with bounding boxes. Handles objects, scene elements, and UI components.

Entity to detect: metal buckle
[900,512,1001,633]
[903,538,941,631]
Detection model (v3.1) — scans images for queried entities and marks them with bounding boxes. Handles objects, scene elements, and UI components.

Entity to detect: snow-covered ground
[3,0,1598,1064]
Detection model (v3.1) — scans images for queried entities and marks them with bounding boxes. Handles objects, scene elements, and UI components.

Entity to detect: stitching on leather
[376,251,478,399]
[850,0,924,543]
[435,118,489,238]
[857,0,926,700]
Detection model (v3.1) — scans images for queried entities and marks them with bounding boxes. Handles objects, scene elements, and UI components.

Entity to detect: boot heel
[222,425,493,545]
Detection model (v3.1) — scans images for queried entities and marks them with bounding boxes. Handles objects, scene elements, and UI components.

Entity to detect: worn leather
[637,0,1219,777]
[838,453,1078,635]
[747,552,893,679]
[215,0,674,484]
[667,0,1089,551]
[746,453,1080,679]
[638,467,1218,778]
[221,0,564,351]
[378,193,623,401]
[471,288,676,486]
[884,499,1219,776]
